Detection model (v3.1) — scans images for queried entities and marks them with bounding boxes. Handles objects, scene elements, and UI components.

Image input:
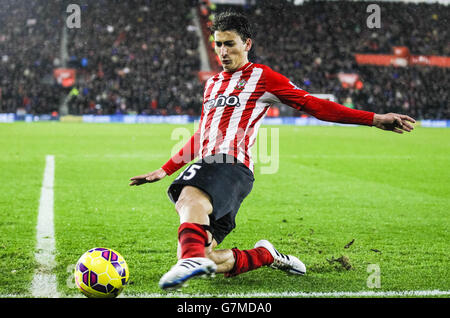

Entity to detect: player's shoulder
[251,63,283,77]
[251,63,274,73]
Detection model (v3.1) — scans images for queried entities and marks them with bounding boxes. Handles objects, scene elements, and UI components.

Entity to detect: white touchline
[18,155,449,299]
[123,290,450,298]
[30,155,59,298]
[1,289,449,298]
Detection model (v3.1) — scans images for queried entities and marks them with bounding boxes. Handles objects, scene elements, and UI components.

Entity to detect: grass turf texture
[0,122,448,297]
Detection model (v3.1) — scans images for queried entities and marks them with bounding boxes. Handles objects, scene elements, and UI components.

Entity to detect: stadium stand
[203,0,449,119]
[65,0,204,116]
[0,1,62,115]
[0,0,448,119]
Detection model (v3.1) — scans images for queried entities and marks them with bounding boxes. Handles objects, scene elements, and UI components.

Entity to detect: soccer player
[130,11,415,290]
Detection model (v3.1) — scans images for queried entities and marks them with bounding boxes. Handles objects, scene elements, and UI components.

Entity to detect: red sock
[178,222,208,259]
[225,247,274,277]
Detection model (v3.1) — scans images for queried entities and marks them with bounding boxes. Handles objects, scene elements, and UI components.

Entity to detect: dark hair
[211,11,252,42]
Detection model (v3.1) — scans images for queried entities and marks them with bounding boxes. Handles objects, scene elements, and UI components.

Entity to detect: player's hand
[129,168,167,186]
[373,113,416,134]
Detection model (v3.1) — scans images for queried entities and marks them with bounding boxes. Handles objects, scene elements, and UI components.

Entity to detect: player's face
[214,30,252,72]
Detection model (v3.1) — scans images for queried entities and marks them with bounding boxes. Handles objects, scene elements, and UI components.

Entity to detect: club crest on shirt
[234,79,247,90]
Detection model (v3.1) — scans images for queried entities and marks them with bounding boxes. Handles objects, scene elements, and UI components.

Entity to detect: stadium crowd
[65,0,203,116]
[244,0,449,119]
[0,0,448,119]
[0,0,62,115]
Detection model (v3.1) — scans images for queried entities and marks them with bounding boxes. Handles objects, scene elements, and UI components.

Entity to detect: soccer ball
[74,247,129,298]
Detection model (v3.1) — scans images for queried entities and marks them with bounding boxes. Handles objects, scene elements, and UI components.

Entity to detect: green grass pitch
[0,122,448,297]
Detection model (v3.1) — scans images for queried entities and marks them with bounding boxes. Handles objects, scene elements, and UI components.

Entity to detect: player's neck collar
[222,62,253,75]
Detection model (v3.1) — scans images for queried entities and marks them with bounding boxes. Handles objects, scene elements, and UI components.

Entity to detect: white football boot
[159,257,217,290]
[254,240,306,275]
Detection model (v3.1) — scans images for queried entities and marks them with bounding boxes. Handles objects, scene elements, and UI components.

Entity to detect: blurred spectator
[241,0,449,119]
[0,0,62,115]
[0,0,204,116]
[65,0,204,116]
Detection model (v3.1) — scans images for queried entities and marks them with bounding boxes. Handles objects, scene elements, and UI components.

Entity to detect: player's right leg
[159,186,217,290]
[160,155,254,290]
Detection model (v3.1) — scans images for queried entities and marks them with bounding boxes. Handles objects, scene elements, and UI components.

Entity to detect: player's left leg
[204,237,235,272]
[205,236,306,277]
[205,241,273,275]
[169,185,305,278]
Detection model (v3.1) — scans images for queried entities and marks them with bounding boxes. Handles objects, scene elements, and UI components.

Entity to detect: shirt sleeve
[161,127,201,176]
[263,66,374,126]
[161,79,211,176]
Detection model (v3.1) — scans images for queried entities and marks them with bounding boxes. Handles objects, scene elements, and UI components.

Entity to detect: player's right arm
[160,127,201,175]
[130,77,210,186]
[129,128,201,186]
[129,168,167,186]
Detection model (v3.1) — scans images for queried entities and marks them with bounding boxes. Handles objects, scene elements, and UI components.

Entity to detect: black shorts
[167,154,254,245]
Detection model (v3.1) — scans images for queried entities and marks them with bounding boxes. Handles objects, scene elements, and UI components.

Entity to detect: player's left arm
[302,95,415,133]
[264,66,415,133]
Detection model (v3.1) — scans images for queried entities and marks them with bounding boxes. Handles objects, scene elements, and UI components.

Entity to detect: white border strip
[1,289,449,298]
[123,290,450,298]
[30,155,59,298]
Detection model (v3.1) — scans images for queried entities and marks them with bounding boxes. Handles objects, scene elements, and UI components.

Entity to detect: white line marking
[18,154,449,299]
[122,290,450,298]
[1,289,449,298]
[30,155,59,298]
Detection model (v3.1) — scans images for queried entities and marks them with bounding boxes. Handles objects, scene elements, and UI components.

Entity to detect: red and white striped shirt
[162,62,374,175]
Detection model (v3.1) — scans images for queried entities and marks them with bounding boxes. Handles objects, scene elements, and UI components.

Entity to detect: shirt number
[175,164,202,181]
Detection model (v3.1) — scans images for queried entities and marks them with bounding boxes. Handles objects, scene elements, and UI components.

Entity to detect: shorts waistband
[200,154,243,165]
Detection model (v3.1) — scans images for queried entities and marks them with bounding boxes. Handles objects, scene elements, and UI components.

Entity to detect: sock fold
[225,247,274,277]
[178,222,208,259]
